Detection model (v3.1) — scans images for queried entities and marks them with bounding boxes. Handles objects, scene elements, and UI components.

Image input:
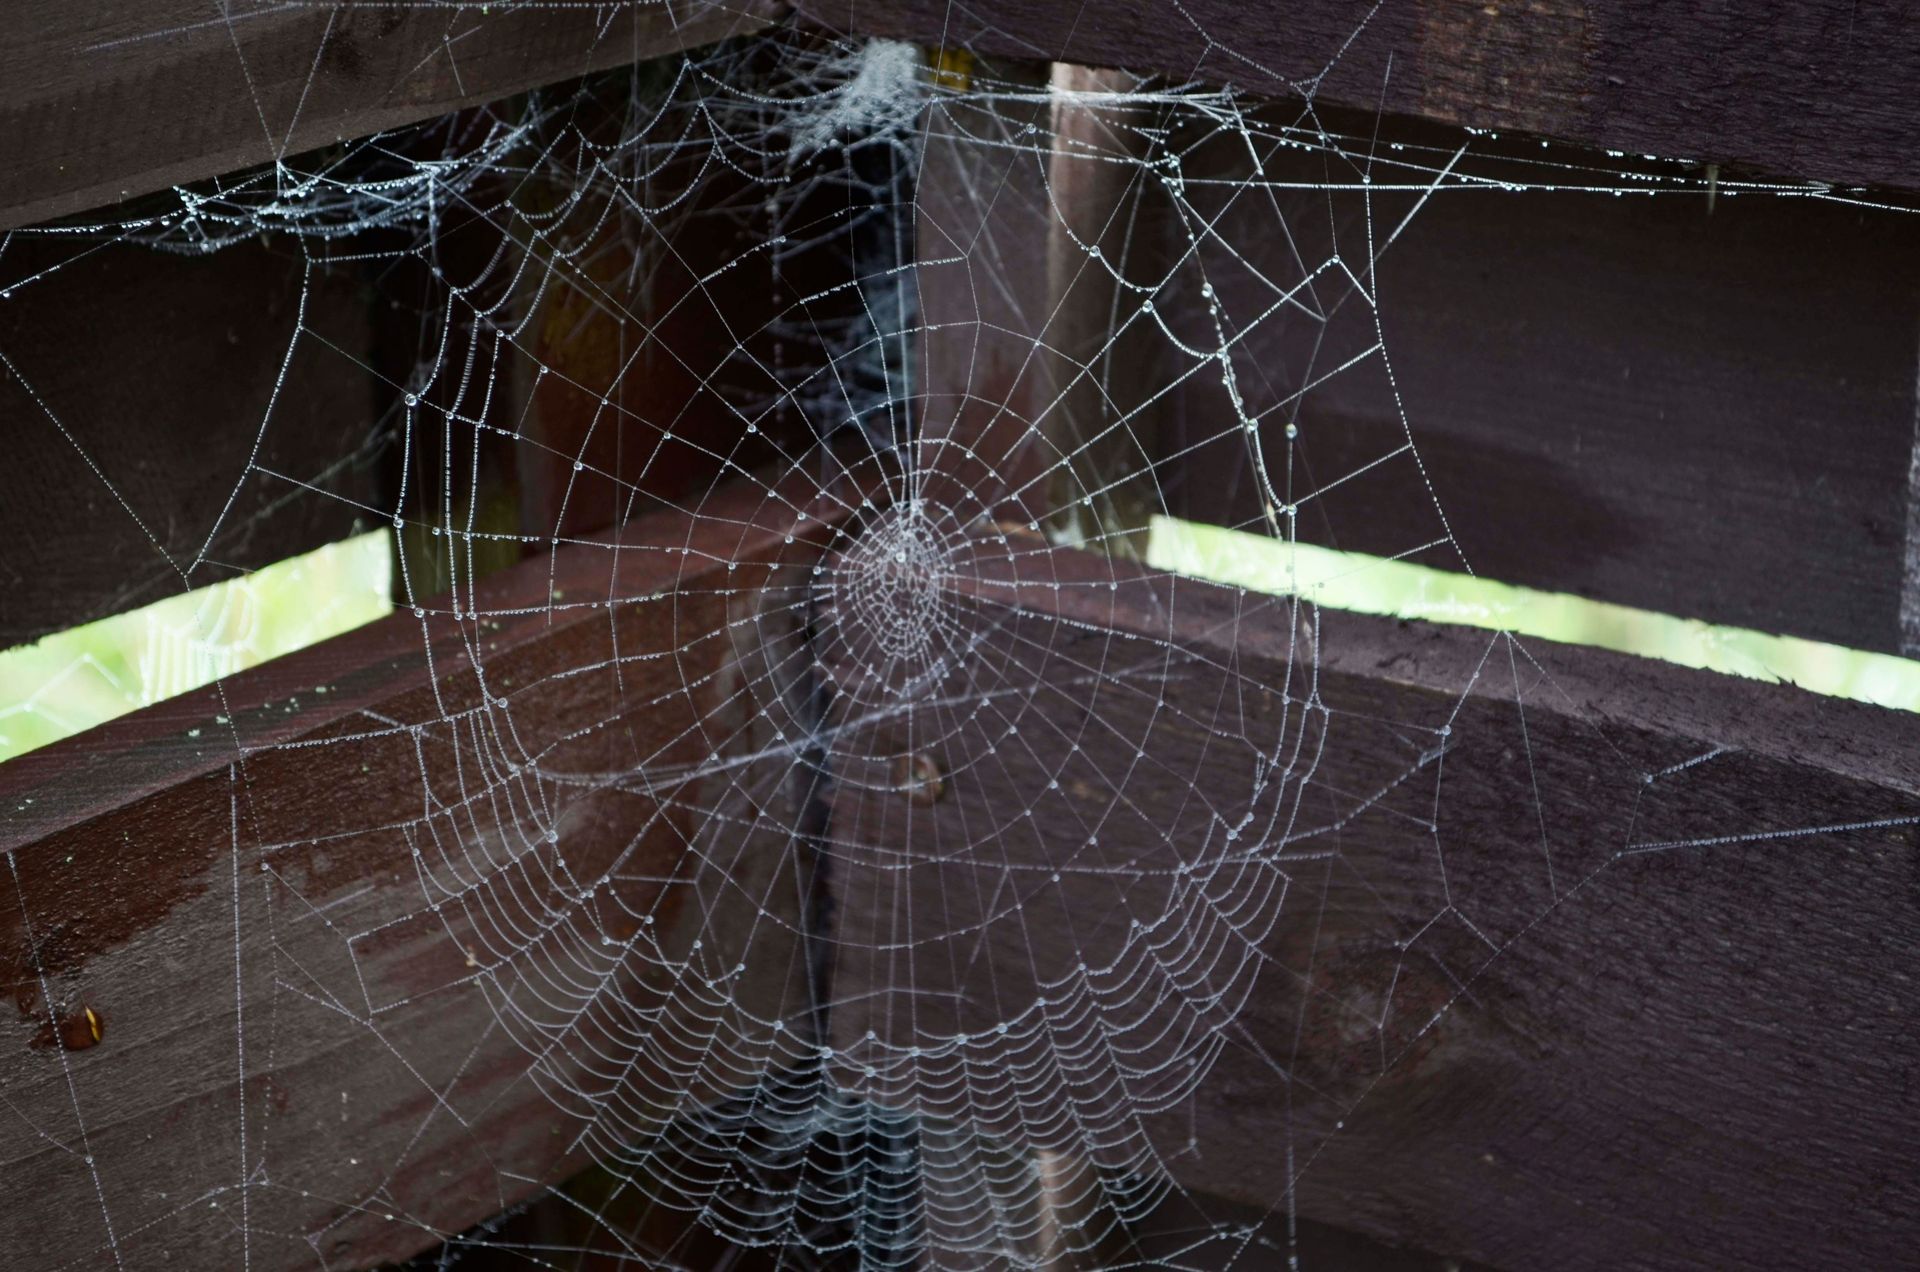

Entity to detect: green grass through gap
[0,529,393,764]
[1148,515,1920,714]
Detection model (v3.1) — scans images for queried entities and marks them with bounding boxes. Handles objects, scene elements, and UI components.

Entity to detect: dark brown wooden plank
[0,0,781,231]
[906,82,1920,652]
[1905,407,1920,656]
[911,55,1057,522]
[0,234,384,649]
[912,57,1178,552]
[0,475,847,1268]
[1155,109,1920,652]
[1034,62,1167,550]
[802,0,1920,192]
[822,533,1920,1268]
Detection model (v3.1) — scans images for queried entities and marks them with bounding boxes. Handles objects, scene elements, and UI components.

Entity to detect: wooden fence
[1,3,1915,1268]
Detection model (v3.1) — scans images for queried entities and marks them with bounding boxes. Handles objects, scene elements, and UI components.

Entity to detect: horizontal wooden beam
[0,0,781,231]
[1154,106,1920,654]
[824,533,1920,1267]
[907,86,1920,653]
[0,236,385,649]
[0,476,844,1268]
[15,0,1919,232]
[801,0,1920,192]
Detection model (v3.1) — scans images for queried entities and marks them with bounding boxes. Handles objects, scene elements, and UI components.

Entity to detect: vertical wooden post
[889,52,1186,1269]
[912,56,1170,552]
[911,53,1057,523]
[1040,64,1165,556]
[1902,331,1920,656]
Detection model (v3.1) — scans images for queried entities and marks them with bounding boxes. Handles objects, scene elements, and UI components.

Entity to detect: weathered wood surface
[1037,62,1167,550]
[13,0,1920,233]
[912,56,1176,548]
[907,87,1920,653]
[1905,409,1920,657]
[0,0,781,231]
[0,477,842,1268]
[912,56,1057,523]
[804,0,1920,192]
[1153,108,1920,654]
[826,535,1920,1268]
[0,235,384,649]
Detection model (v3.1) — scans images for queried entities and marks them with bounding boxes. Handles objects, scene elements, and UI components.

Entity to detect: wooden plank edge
[797,0,1920,194]
[0,0,787,231]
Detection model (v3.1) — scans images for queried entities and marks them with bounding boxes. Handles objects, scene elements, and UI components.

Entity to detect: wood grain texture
[825,536,1920,1268]
[910,55,1058,521]
[0,0,781,231]
[1037,62,1167,550]
[906,85,1920,652]
[0,235,384,649]
[801,0,1920,191]
[912,58,1177,547]
[0,476,846,1269]
[1904,382,1920,656]
[1147,109,1920,653]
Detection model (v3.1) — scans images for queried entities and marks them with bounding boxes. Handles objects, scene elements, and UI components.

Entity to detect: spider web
[0,5,1913,1270]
